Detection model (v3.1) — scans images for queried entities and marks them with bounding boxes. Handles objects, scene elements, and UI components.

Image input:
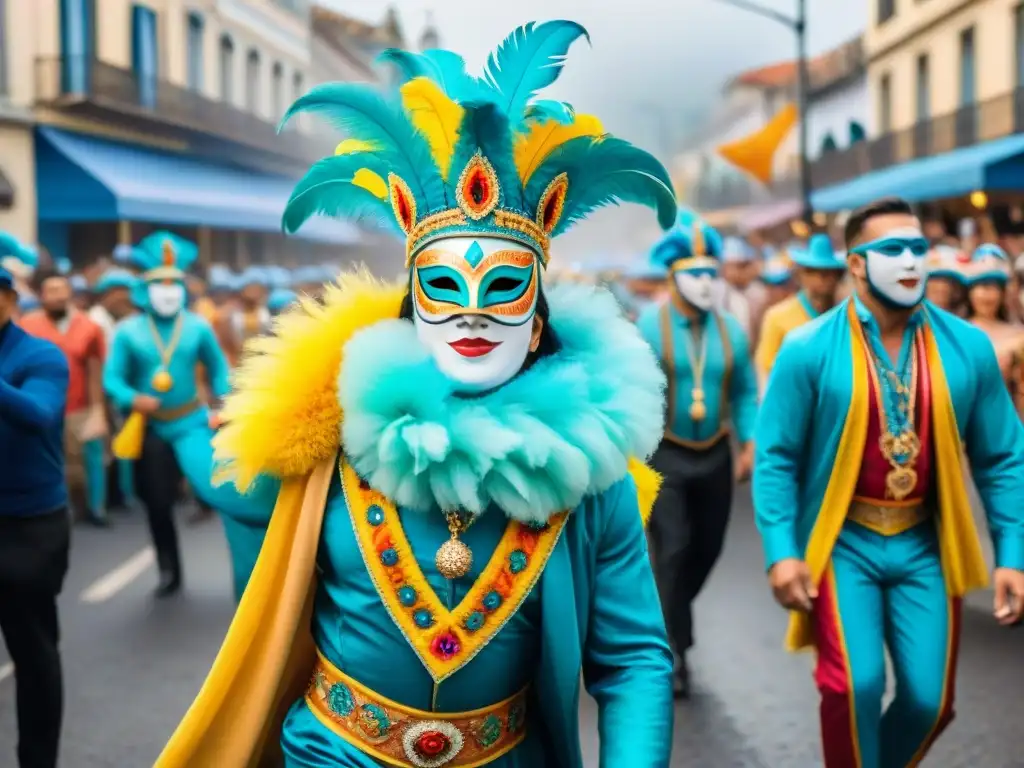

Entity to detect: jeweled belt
[847,497,929,537]
[148,400,200,422]
[305,650,527,767]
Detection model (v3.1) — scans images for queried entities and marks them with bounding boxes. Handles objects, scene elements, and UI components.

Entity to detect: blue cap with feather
[125,231,198,283]
[649,209,722,275]
[966,243,1011,285]
[281,20,676,270]
[0,232,38,290]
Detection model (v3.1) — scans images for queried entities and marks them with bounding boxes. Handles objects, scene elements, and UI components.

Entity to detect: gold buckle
[847,500,927,537]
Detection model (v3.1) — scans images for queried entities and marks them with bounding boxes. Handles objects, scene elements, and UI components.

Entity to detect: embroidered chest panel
[340,459,567,683]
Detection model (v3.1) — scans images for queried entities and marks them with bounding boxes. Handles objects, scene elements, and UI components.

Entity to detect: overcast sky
[318,0,867,260]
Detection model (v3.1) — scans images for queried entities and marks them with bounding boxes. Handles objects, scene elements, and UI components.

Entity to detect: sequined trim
[340,458,567,683]
[306,649,528,767]
[405,208,551,268]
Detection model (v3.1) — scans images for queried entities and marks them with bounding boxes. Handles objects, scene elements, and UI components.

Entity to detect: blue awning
[811,133,1024,212]
[35,127,359,245]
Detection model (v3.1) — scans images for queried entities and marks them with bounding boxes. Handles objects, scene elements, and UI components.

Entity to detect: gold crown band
[142,266,185,281]
[670,256,718,272]
[405,208,551,268]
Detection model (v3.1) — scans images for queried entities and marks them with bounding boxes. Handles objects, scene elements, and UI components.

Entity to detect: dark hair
[397,288,562,370]
[844,197,915,249]
[30,266,66,295]
[966,280,1010,322]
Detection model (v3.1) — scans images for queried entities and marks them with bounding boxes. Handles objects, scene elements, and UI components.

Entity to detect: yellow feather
[400,77,464,180]
[335,139,377,155]
[213,269,405,491]
[627,457,663,529]
[351,168,388,199]
[514,114,605,184]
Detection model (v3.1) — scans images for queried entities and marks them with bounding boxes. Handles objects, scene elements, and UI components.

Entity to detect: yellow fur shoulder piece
[628,458,662,528]
[213,270,405,491]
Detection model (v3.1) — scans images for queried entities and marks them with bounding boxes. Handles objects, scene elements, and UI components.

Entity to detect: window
[219,35,233,102]
[1016,4,1024,86]
[293,70,304,100]
[960,27,976,106]
[878,73,892,133]
[272,62,284,118]
[131,4,158,109]
[245,48,260,112]
[877,0,895,25]
[915,54,930,120]
[186,13,203,92]
[59,0,97,94]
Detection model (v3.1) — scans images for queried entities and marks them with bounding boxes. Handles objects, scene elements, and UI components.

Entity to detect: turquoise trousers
[812,519,960,768]
[82,438,107,516]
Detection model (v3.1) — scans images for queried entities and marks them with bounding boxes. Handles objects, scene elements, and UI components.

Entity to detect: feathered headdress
[649,208,722,272]
[126,231,199,282]
[966,243,1011,284]
[0,231,37,288]
[280,20,677,266]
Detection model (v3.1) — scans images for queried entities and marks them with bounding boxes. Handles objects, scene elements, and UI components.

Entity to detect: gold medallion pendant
[151,369,174,393]
[885,466,918,502]
[435,513,473,579]
[689,387,706,422]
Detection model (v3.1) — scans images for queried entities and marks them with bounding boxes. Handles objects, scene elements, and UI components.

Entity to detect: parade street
[0,490,1020,768]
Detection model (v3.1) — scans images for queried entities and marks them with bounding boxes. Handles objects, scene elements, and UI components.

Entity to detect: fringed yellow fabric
[154,458,335,768]
[922,324,988,596]
[213,270,405,492]
[111,412,147,460]
[628,458,662,528]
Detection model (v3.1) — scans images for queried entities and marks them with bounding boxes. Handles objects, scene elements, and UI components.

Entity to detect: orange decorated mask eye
[388,174,417,234]
[536,173,568,235]
[456,152,500,220]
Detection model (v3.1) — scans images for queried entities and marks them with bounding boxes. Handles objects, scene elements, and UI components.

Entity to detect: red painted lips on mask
[448,338,501,358]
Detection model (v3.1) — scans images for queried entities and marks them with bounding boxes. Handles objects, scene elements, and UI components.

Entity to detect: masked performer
[964,244,1024,384]
[157,20,677,768]
[756,233,846,388]
[104,234,255,599]
[636,211,758,699]
[924,243,968,315]
[754,198,1024,768]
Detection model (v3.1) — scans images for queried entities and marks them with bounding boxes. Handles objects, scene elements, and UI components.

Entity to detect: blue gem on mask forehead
[463,241,486,268]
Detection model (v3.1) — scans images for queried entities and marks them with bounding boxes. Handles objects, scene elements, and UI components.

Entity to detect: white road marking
[0,663,12,683]
[80,547,155,603]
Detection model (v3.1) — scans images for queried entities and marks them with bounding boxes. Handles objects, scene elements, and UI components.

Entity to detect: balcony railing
[35,56,331,163]
[811,87,1024,189]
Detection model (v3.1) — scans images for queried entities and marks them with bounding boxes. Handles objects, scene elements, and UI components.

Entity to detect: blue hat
[925,244,967,284]
[94,268,137,294]
[283,21,675,271]
[237,265,269,288]
[126,232,198,282]
[17,293,39,312]
[0,232,37,290]
[649,209,722,274]
[761,247,793,286]
[69,274,89,292]
[790,234,846,271]
[721,236,756,264]
[264,265,292,290]
[207,264,238,293]
[112,244,136,264]
[966,243,1011,285]
[268,288,298,313]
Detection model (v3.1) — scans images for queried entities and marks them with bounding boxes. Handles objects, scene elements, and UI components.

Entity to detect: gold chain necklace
[680,320,710,422]
[146,313,184,394]
[435,511,478,580]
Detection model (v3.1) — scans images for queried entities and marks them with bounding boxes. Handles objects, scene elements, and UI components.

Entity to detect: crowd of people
[1,16,1023,768]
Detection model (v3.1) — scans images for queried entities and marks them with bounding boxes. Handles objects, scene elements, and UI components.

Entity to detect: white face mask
[861,227,928,309]
[673,270,716,312]
[147,282,186,318]
[411,236,540,393]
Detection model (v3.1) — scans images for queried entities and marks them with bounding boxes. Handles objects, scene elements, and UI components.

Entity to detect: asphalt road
[0,489,1021,767]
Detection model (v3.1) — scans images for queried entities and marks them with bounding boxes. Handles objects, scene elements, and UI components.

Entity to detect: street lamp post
[713,0,812,226]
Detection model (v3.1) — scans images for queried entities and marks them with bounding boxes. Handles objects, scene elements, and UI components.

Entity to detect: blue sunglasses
[849,236,930,258]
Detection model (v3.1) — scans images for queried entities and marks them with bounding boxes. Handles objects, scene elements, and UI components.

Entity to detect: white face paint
[147,282,186,318]
[673,270,716,312]
[411,236,540,393]
[861,227,928,309]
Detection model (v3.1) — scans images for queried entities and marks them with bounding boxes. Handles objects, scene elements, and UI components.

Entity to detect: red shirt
[19,310,105,414]
[854,331,932,502]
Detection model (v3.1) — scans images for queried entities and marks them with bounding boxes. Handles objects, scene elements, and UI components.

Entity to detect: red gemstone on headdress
[162,241,175,267]
[415,731,450,757]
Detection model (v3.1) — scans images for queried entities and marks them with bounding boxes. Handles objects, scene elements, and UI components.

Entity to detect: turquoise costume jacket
[637,301,758,445]
[754,297,1024,648]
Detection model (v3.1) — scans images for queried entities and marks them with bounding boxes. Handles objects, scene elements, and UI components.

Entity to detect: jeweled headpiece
[649,209,722,273]
[280,21,677,266]
[127,231,199,282]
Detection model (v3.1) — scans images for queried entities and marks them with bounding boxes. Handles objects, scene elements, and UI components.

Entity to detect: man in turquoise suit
[103,233,252,599]
[637,210,758,699]
[158,20,675,768]
[754,197,1024,768]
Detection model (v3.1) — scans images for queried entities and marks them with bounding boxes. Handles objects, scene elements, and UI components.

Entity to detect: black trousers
[134,430,184,579]
[0,508,70,768]
[648,438,733,654]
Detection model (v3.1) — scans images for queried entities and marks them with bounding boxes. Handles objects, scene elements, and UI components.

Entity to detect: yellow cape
[156,272,662,767]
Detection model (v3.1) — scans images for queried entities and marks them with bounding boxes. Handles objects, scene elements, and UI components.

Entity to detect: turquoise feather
[135,231,199,272]
[449,103,525,211]
[282,154,399,236]
[279,83,446,212]
[0,231,33,266]
[525,136,677,234]
[524,99,575,125]
[481,20,589,122]
[377,48,485,102]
